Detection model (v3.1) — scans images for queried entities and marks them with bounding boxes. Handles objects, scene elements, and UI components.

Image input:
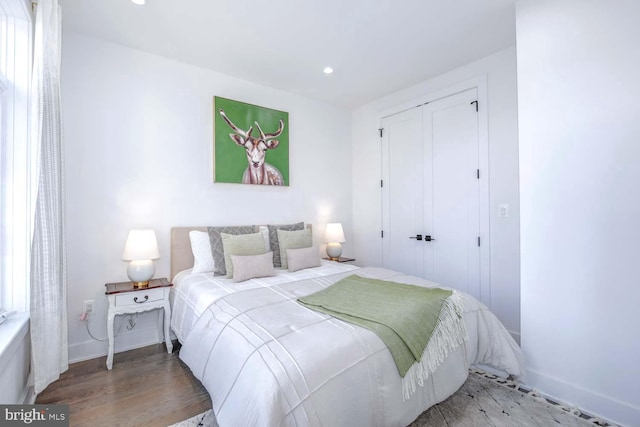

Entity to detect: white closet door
[382,88,481,299]
[423,89,480,298]
[381,107,424,278]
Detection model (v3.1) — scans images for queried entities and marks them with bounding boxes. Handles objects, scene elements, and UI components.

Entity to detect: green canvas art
[214,97,289,186]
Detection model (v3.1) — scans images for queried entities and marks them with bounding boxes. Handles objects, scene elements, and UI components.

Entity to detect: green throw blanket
[298,274,466,399]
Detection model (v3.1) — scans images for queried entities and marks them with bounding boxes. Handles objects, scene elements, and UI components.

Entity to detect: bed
[170,226,524,427]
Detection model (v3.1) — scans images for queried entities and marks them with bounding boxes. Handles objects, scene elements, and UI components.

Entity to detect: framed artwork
[214,96,289,186]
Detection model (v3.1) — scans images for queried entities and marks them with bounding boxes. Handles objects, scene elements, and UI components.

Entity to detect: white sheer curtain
[30,0,68,394]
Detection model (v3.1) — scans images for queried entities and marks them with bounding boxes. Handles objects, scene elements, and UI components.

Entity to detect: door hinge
[378,128,384,137]
[476,169,480,179]
[471,100,478,112]
[381,230,384,238]
[380,179,383,188]
[477,236,481,247]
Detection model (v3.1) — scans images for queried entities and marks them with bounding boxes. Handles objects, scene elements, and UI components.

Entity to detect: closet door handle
[424,235,436,242]
[409,234,423,241]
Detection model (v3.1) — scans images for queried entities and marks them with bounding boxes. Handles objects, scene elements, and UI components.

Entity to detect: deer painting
[219,108,285,186]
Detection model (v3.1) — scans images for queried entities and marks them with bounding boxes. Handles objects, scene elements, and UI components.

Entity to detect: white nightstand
[104,278,173,370]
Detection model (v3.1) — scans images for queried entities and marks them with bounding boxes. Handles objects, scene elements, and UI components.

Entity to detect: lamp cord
[84,314,107,342]
[83,312,127,342]
[126,314,138,330]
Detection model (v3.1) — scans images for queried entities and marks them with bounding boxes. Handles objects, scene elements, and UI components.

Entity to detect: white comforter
[172,262,524,427]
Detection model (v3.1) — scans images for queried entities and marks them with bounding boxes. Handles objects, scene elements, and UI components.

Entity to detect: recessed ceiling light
[323,67,334,75]
[131,0,146,5]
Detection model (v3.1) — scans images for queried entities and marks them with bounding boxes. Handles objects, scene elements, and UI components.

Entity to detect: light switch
[499,204,509,218]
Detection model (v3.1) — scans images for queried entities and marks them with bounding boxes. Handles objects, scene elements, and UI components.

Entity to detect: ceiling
[58,0,517,108]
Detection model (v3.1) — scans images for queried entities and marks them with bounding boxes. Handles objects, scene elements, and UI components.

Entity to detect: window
[0,0,33,313]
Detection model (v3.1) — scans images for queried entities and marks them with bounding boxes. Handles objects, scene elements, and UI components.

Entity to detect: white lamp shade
[324,223,345,243]
[122,229,160,261]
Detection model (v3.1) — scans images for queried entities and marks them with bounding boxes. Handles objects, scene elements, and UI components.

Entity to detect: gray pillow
[221,232,267,279]
[208,225,256,275]
[267,222,304,267]
[277,228,313,270]
[286,246,321,272]
[231,252,276,282]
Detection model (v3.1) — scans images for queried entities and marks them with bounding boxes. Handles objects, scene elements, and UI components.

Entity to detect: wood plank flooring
[36,342,211,427]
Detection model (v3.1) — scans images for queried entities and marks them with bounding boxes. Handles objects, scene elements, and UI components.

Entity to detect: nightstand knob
[133,295,149,304]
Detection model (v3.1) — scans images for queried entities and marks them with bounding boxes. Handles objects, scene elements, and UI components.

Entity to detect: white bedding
[172,262,524,427]
[171,261,360,343]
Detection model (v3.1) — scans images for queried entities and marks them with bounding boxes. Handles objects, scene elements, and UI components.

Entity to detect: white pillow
[259,226,271,253]
[231,251,276,282]
[286,246,321,272]
[189,230,215,273]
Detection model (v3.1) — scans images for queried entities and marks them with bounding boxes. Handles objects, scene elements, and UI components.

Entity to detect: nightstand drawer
[114,288,164,306]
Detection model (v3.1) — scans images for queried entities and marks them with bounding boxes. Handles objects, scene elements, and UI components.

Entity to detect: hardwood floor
[36,342,211,427]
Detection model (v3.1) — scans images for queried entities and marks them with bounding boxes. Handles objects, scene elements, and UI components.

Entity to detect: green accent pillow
[267,222,304,267]
[277,229,312,270]
[221,232,266,279]
[208,225,257,276]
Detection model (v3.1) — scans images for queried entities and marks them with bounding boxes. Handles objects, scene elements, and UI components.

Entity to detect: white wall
[62,32,353,362]
[352,48,521,339]
[517,1,640,425]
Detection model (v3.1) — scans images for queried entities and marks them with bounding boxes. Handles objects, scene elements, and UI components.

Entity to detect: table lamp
[122,229,160,288]
[324,223,345,261]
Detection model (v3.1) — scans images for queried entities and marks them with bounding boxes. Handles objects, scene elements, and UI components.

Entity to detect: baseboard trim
[524,368,638,427]
[68,327,164,364]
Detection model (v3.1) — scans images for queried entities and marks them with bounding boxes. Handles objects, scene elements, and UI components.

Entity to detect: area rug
[169,369,618,427]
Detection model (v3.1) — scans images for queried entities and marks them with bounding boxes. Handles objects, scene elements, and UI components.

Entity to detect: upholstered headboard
[170,227,207,281]
[170,224,312,281]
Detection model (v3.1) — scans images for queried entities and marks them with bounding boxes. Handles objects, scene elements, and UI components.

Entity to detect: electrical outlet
[83,300,95,313]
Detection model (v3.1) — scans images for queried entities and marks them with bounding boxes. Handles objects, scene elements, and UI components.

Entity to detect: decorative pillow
[277,228,312,270]
[208,225,256,276]
[286,246,321,272]
[231,251,276,282]
[189,230,215,273]
[258,226,271,253]
[267,222,304,267]
[221,232,266,279]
